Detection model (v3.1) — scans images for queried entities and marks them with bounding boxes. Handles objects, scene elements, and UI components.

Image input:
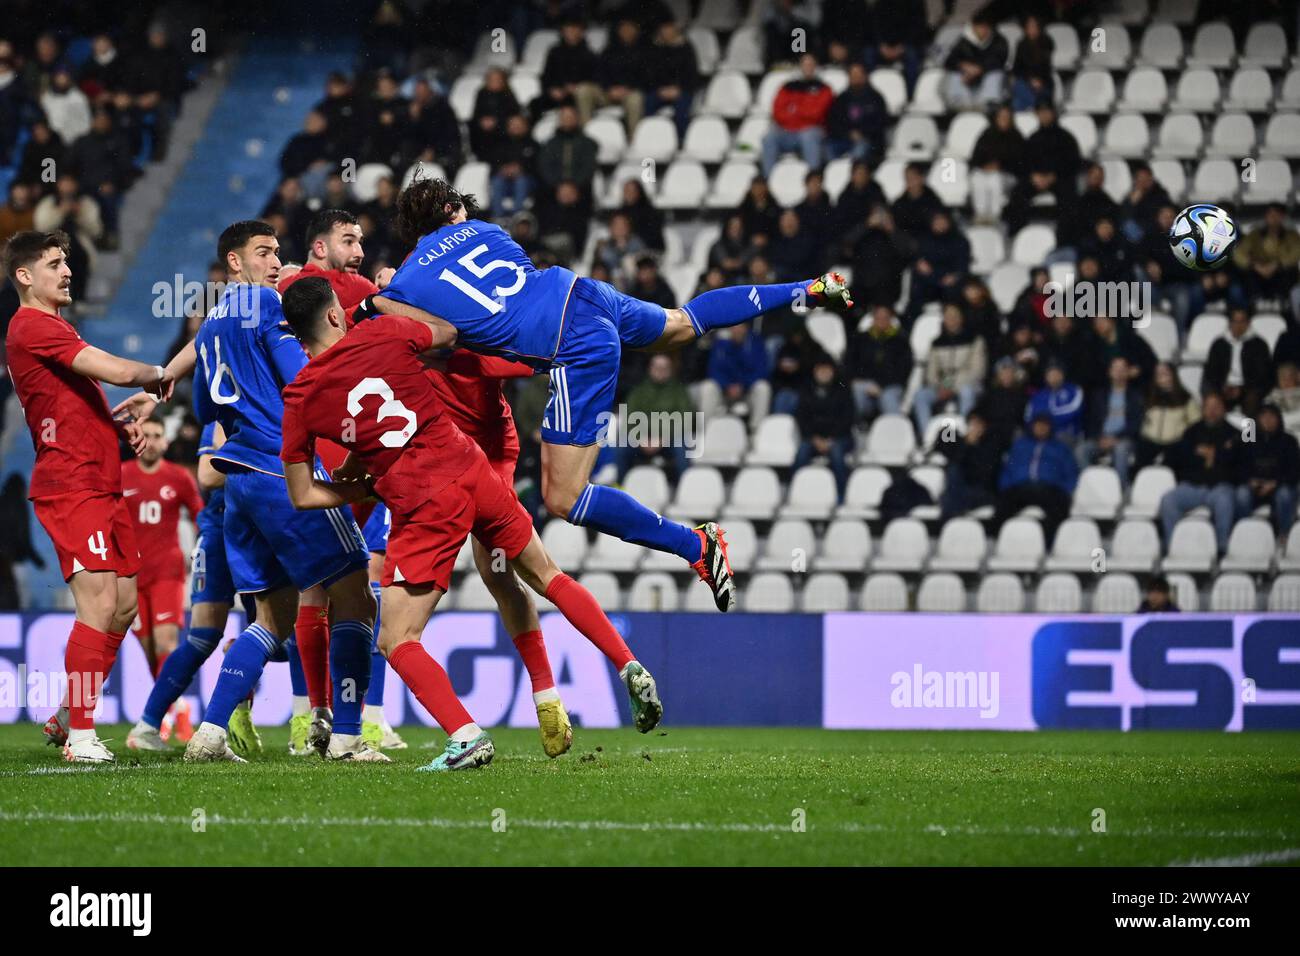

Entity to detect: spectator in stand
[1234,203,1300,309]
[405,77,462,172]
[1268,362,1300,435]
[19,32,61,100]
[486,113,537,218]
[960,277,1002,351]
[848,205,907,309]
[969,104,1025,224]
[362,70,411,169]
[770,328,826,416]
[1139,204,1201,332]
[68,107,138,246]
[33,174,101,298]
[1059,162,1120,251]
[980,356,1029,447]
[763,0,819,68]
[0,52,24,165]
[616,178,664,251]
[538,104,598,196]
[995,318,1043,387]
[16,120,64,197]
[1078,217,1134,285]
[1158,391,1240,553]
[538,18,600,121]
[738,176,780,245]
[470,67,521,160]
[261,177,311,259]
[907,210,971,317]
[1041,312,1087,382]
[1010,267,1051,331]
[1003,161,1068,235]
[769,209,819,282]
[360,174,397,258]
[793,356,856,497]
[761,53,833,175]
[1024,101,1081,196]
[508,211,547,262]
[1080,312,1156,392]
[646,20,699,139]
[704,324,772,427]
[40,66,91,147]
[943,12,1008,110]
[617,354,695,481]
[938,410,1005,522]
[593,211,646,278]
[122,22,188,161]
[846,303,912,420]
[1236,403,1299,539]
[592,17,648,134]
[1025,359,1085,445]
[861,0,925,94]
[796,170,835,256]
[314,72,358,155]
[993,412,1079,545]
[833,161,887,238]
[1010,13,1054,110]
[1078,356,1143,488]
[1203,307,1272,417]
[892,161,943,240]
[1138,575,1180,613]
[709,214,759,282]
[1136,361,1201,470]
[280,109,331,180]
[826,61,888,164]
[1120,162,1173,244]
[0,181,36,244]
[628,255,675,308]
[913,303,987,435]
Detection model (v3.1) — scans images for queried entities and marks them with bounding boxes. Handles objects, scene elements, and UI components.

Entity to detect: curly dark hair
[394,176,481,245]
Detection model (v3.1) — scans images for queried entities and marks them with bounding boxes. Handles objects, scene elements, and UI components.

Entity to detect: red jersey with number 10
[280,315,482,516]
[121,459,204,586]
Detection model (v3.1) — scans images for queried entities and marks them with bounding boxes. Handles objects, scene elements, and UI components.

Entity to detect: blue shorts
[541,278,667,446]
[223,469,368,594]
[190,511,235,606]
[363,503,391,554]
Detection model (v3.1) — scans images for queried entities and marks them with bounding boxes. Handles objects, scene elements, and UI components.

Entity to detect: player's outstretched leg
[361,578,407,751]
[319,569,387,763]
[294,590,333,755]
[127,624,222,751]
[284,636,313,755]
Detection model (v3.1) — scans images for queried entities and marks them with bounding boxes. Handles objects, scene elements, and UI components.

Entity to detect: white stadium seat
[702,70,752,118]
[917,573,967,612]
[1035,573,1083,612]
[1109,519,1162,572]
[716,519,757,572]
[1282,70,1300,110]
[1071,466,1122,520]
[1224,69,1273,112]
[1184,314,1227,362]
[1191,158,1241,206]
[746,415,800,467]
[990,263,1030,313]
[1059,113,1099,157]
[887,116,940,160]
[909,312,942,361]
[1047,23,1081,70]
[870,70,908,115]
[578,572,622,610]
[1117,68,1169,112]
[802,572,851,613]
[781,465,839,520]
[689,27,721,75]
[1242,22,1288,67]
[1172,69,1220,112]
[943,113,988,161]
[1205,113,1257,159]
[694,415,748,466]
[584,533,643,572]
[986,518,1045,573]
[680,115,730,162]
[1167,572,1200,611]
[730,115,769,158]
[1242,159,1293,204]
[872,518,930,573]
[1262,114,1300,158]
[1043,518,1102,572]
[584,116,628,164]
[1137,22,1184,68]
[723,467,782,520]
[1149,160,1187,204]
[667,466,726,522]
[861,573,909,611]
[768,157,810,206]
[628,572,681,611]
[1268,574,1300,611]
[966,226,1006,276]
[1210,573,1256,612]
[977,573,1026,613]
[837,467,892,520]
[541,520,587,569]
[927,159,968,207]
[757,519,817,572]
[622,466,670,514]
[1188,21,1236,69]
[683,578,724,611]
[928,518,987,573]
[706,161,758,208]
[860,414,916,467]
[1067,70,1117,114]
[1092,572,1141,613]
[520,30,558,73]
[657,160,709,209]
[743,572,796,612]
[1280,531,1300,572]
[909,68,947,115]
[1151,113,1202,159]
[1085,22,1131,69]
[1102,113,1151,158]
[1136,312,1179,362]
[352,163,394,203]
[813,520,873,572]
[721,24,764,74]
[1163,519,1217,573]
[1219,518,1275,573]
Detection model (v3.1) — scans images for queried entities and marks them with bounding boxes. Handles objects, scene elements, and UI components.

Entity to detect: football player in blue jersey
[370,178,852,612]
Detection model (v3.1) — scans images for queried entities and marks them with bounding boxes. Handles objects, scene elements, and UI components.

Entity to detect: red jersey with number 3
[280,315,482,516]
[121,459,204,586]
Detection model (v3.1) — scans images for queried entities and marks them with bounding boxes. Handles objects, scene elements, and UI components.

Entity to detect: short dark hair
[281,275,336,343]
[3,229,71,282]
[306,208,359,251]
[217,220,276,264]
[394,177,479,245]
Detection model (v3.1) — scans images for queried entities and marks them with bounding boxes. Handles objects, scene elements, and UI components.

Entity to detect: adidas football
[1168,203,1238,271]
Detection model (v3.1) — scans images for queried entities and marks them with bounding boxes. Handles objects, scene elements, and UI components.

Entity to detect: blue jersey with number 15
[381,219,578,367]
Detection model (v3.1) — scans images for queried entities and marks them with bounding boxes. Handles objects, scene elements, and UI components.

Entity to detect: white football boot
[183,722,247,763]
[326,733,392,763]
[63,731,115,763]
[126,720,170,751]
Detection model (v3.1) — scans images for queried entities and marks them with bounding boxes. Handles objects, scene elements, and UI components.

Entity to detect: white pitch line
[1169,847,1300,868]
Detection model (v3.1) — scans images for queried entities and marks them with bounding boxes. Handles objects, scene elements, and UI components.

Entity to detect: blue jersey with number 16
[381,219,578,367]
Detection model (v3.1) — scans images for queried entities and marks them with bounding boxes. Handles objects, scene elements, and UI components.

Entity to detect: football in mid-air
[1168,203,1238,271]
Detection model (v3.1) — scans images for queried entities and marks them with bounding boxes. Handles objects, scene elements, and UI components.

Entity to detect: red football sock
[65,622,109,730]
[387,641,473,735]
[295,605,330,709]
[511,630,555,692]
[102,629,127,675]
[544,573,635,670]
[152,651,169,680]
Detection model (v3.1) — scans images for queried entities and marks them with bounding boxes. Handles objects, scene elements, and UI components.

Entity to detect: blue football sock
[286,636,307,696]
[365,581,385,707]
[203,624,279,730]
[681,281,807,336]
[569,483,701,563]
[142,627,220,729]
[330,619,374,735]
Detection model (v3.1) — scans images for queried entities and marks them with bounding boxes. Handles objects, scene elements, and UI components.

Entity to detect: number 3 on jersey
[439,244,525,314]
[348,377,417,448]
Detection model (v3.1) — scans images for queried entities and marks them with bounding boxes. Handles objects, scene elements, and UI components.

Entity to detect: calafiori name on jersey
[416,225,481,266]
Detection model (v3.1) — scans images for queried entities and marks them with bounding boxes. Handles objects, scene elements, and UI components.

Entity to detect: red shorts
[487,452,516,488]
[32,491,142,582]
[382,456,533,591]
[133,578,186,638]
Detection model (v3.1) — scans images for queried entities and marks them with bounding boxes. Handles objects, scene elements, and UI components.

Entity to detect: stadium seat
[680,115,731,162]
[927,159,968,207]
[888,116,940,160]
[966,226,1006,276]
[1167,572,1200,611]
[986,518,1045,573]
[837,467,892,520]
[706,161,758,208]
[1092,572,1140,612]
[666,466,726,523]
[909,465,945,519]
[453,536,475,572]
[721,24,765,74]
[1035,573,1084,612]
[541,520,588,569]
[510,73,540,107]
[449,75,482,121]
[352,162,394,202]
[622,466,671,514]
[989,263,1030,313]
[908,311,942,362]
[453,162,489,202]
[723,467,782,521]
[909,68,947,115]
[702,70,752,118]
[1109,519,1162,572]
[1066,70,1117,114]
[1151,113,1202,159]
[729,116,769,161]
[1172,69,1221,112]
[1099,157,1133,202]
[757,519,817,572]
[1043,517,1103,572]
[807,309,847,363]
[1162,519,1217,573]
[1224,69,1274,112]
[1188,21,1236,69]
[1102,112,1151,158]
[1242,158,1293,204]
[1117,68,1169,112]
[917,572,966,612]
[927,517,987,573]
[1262,114,1300,158]
[801,572,852,612]
[658,160,709,208]
[976,573,1026,612]
[1071,466,1122,520]
[768,157,811,206]
[1279,531,1300,572]
[1268,574,1300,611]
[1252,313,1287,351]
[860,414,916,467]
[520,30,558,73]
[1137,21,1184,68]
[578,572,622,610]
[465,30,517,72]
[1184,314,1228,362]
[1046,23,1081,70]
[1059,113,1099,157]
[1242,21,1288,67]
[1205,113,1257,159]
[696,0,742,31]
[628,572,681,611]
[1085,22,1131,69]
[1148,160,1187,204]
[1155,0,1196,24]
[683,579,723,612]
[1282,69,1300,110]
[781,465,838,520]
[746,415,800,467]
[743,572,796,612]
[1136,312,1179,362]
[584,532,643,572]
[869,69,908,115]
[688,27,721,75]
[872,518,930,572]
[454,573,497,611]
[1219,518,1275,573]
[751,69,795,118]
[694,415,748,466]
[813,519,873,572]
[1210,573,1256,611]
[1177,363,1202,397]
[874,158,907,200]
[599,162,653,208]
[861,573,909,611]
[943,113,988,161]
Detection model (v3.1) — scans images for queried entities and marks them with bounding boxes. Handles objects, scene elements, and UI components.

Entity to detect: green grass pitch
[1,725,1297,866]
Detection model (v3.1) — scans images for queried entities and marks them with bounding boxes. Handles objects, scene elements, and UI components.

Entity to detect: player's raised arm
[367,294,459,348]
[283,459,371,511]
[71,345,171,395]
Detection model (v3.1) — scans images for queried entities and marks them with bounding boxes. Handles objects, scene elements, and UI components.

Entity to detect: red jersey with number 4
[4,306,123,497]
[280,315,482,516]
[121,459,204,586]
[279,263,379,313]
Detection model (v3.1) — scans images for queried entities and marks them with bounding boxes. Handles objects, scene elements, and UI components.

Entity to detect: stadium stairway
[6,37,356,609]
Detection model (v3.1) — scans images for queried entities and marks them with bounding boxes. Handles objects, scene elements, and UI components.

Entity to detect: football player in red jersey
[2,230,171,762]
[276,209,394,312]
[278,278,662,770]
